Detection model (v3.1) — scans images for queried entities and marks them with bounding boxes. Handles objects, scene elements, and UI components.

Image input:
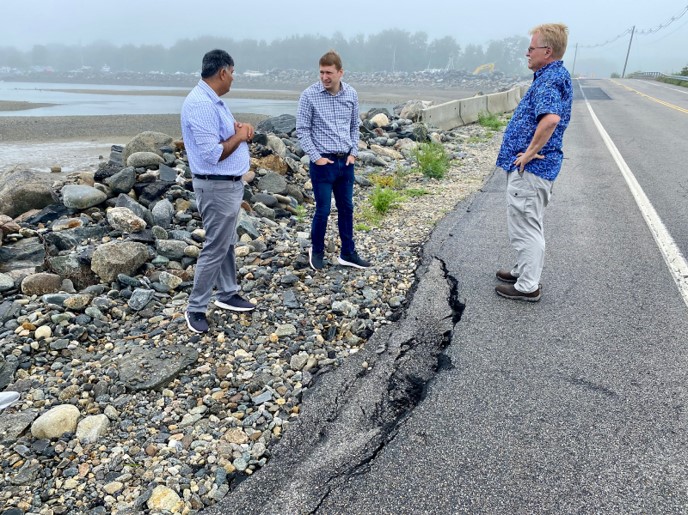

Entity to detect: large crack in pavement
[205,256,464,515]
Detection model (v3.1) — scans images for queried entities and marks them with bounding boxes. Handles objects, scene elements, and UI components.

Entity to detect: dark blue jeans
[309,158,355,256]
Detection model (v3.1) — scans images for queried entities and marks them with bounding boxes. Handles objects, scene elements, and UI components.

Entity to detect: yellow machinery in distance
[473,63,495,74]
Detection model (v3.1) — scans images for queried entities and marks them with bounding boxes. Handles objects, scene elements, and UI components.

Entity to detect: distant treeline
[0,30,529,75]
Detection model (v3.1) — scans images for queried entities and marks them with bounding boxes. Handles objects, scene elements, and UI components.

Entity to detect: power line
[579,3,688,48]
[636,3,688,35]
[646,16,688,43]
[580,29,632,49]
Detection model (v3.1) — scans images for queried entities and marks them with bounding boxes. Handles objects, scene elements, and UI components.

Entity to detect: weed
[294,204,307,223]
[405,188,430,197]
[369,174,395,188]
[360,206,383,226]
[412,141,450,180]
[370,186,402,214]
[477,112,505,131]
[354,223,372,232]
[467,136,484,144]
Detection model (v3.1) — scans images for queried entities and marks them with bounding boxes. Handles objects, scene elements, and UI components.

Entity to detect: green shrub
[477,112,505,130]
[370,186,401,214]
[369,173,395,188]
[412,142,450,179]
[293,204,307,222]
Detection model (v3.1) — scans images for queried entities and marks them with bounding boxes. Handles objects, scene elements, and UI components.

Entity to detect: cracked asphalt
[207,83,688,514]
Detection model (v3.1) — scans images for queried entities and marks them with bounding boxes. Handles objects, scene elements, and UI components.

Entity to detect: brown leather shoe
[495,283,541,302]
[496,269,518,283]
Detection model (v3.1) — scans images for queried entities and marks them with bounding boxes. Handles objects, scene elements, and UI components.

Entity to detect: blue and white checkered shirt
[180,80,250,177]
[296,81,360,162]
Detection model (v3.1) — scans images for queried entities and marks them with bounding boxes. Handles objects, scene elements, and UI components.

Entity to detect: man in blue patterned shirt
[495,24,573,302]
[296,50,371,271]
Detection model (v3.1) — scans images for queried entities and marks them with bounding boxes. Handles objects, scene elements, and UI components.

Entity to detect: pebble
[0,99,503,513]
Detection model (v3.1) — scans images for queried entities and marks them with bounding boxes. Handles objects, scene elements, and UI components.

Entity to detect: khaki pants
[506,170,554,293]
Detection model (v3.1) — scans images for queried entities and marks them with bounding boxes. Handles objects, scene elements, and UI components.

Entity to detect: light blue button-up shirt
[180,80,250,176]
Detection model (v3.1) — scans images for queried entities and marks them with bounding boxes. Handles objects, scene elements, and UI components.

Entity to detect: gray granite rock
[119,345,199,391]
[61,184,107,210]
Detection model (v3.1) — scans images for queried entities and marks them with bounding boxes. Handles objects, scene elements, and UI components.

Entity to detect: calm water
[0,81,298,117]
[0,81,394,173]
[0,81,391,117]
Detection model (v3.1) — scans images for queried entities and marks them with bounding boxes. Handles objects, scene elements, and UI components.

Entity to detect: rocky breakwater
[0,100,502,514]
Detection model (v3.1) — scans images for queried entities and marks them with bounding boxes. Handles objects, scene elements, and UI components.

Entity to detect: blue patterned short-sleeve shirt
[496,60,572,181]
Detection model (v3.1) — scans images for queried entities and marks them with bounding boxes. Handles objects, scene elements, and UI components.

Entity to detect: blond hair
[530,23,569,60]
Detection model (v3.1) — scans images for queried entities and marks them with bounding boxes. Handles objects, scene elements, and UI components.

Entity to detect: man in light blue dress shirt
[181,49,257,333]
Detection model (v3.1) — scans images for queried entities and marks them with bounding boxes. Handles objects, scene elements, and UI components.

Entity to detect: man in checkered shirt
[296,50,372,271]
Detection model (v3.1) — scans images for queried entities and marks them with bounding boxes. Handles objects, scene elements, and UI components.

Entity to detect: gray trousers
[506,170,553,293]
[187,178,243,312]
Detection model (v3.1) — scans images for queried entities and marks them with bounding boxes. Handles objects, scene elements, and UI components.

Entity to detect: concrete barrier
[420,84,526,130]
[459,95,487,125]
[486,92,509,115]
[506,88,520,110]
[421,100,462,131]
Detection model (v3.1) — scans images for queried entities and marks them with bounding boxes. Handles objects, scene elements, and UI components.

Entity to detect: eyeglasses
[527,46,549,53]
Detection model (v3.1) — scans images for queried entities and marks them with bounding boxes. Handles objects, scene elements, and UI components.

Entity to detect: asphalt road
[208,79,688,514]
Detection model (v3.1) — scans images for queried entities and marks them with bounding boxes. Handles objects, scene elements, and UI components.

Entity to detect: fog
[4,0,687,76]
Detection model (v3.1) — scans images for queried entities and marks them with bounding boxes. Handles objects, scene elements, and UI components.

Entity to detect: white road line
[635,79,688,96]
[580,85,688,309]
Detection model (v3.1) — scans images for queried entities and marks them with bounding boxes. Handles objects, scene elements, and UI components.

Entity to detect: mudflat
[0,84,477,143]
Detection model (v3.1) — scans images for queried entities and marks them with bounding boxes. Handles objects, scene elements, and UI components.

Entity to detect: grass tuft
[412,142,450,179]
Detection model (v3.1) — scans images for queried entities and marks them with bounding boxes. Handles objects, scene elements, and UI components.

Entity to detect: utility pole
[621,25,635,78]
[571,43,578,77]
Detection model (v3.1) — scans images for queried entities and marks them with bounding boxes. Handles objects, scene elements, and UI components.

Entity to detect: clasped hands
[235,121,254,142]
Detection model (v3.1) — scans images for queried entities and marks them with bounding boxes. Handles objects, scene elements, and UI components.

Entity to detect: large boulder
[127,152,164,168]
[257,171,288,195]
[253,154,288,174]
[122,131,174,165]
[104,166,136,195]
[256,114,296,135]
[399,100,433,121]
[31,404,80,439]
[61,185,107,210]
[107,207,146,233]
[0,169,63,218]
[91,241,149,282]
[45,253,99,290]
[20,272,62,296]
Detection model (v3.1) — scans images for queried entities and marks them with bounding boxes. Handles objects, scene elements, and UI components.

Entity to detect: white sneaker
[0,391,20,411]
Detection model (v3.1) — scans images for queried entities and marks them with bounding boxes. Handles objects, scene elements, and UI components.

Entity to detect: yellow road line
[611,79,688,114]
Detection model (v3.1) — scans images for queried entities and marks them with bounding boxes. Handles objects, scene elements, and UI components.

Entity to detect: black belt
[322,153,349,159]
[193,174,243,181]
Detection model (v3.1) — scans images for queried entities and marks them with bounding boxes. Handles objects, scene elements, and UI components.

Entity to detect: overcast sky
[4,0,687,75]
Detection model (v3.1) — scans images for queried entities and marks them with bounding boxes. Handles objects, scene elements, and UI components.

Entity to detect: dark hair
[319,50,343,71]
[201,49,234,78]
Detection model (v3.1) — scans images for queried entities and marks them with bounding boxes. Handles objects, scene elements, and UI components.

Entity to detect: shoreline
[0,113,270,143]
